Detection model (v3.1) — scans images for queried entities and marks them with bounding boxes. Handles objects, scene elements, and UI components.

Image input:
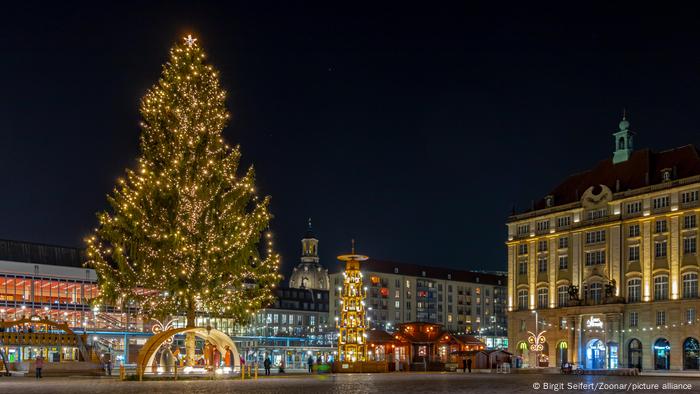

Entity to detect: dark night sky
[2,2,700,278]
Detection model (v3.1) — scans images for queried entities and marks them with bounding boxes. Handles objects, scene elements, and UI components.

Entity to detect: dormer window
[545,195,554,207]
[661,168,672,182]
[394,267,399,274]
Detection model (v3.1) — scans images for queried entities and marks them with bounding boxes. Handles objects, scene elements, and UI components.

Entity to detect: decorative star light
[184,34,197,47]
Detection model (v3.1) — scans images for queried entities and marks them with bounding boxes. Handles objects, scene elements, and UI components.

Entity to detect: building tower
[289,219,330,290]
[336,240,368,363]
[612,112,634,164]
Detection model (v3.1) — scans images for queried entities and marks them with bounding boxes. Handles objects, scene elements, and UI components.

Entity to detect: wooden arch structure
[136,326,239,378]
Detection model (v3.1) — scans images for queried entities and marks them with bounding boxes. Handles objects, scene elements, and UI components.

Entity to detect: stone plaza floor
[0,372,699,393]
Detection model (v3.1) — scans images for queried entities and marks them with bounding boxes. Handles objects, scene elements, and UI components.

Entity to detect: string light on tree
[86,34,281,367]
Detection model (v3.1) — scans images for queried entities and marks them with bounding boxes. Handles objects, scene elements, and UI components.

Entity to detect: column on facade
[549,237,557,308]
[669,214,681,300]
[572,232,581,290]
[642,219,652,301]
[609,224,622,296]
[568,315,578,364]
[528,240,536,309]
[508,245,515,311]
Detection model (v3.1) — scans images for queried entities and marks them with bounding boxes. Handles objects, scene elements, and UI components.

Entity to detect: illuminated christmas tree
[86,35,281,365]
[336,241,368,362]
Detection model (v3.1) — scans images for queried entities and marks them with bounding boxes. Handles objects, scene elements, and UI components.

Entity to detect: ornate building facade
[289,220,330,291]
[507,117,700,371]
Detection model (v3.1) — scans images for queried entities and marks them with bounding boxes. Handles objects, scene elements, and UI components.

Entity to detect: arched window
[518,289,528,310]
[557,285,568,307]
[618,137,625,150]
[654,275,669,300]
[684,338,700,370]
[654,338,670,370]
[628,339,642,370]
[627,278,641,303]
[589,282,602,304]
[683,273,698,299]
[537,288,548,309]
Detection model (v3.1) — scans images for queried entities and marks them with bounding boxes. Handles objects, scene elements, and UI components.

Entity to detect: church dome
[289,263,329,290]
[288,219,330,290]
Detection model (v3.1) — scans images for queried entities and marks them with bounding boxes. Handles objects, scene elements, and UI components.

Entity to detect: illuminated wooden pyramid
[336,240,369,363]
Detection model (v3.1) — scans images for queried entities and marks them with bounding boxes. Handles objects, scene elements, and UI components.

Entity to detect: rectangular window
[626,201,642,214]
[558,255,568,270]
[556,216,571,228]
[517,224,530,236]
[629,224,640,237]
[585,230,606,244]
[685,215,697,229]
[518,290,528,310]
[536,220,550,232]
[558,237,568,249]
[655,241,668,258]
[585,250,605,266]
[682,190,699,204]
[683,273,698,298]
[684,237,697,254]
[518,244,528,255]
[654,276,669,300]
[629,311,638,327]
[587,208,608,220]
[656,310,666,326]
[538,257,547,273]
[537,240,548,252]
[518,261,527,275]
[655,220,668,233]
[687,308,697,324]
[627,279,641,303]
[628,245,640,262]
[395,300,400,308]
[558,286,568,307]
[652,196,670,210]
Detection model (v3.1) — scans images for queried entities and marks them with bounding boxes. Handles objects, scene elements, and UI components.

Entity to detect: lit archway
[628,339,642,370]
[683,338,699,370]
[653,338,670,370]
[585,339,605,369]
[136,327,239,378]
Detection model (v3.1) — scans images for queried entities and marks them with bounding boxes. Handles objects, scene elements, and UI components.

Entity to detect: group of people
[262,355,285,376]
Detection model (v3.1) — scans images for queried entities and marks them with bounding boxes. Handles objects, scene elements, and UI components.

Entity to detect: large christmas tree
[86,35,281,364]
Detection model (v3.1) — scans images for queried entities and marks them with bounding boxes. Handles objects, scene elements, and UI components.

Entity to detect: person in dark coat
[263,356,271,376]
[462,358,467,373]
[307,355,314,373]
[467,358,472,373]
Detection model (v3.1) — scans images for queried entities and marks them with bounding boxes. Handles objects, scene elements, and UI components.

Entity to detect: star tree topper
[184,34,197,47]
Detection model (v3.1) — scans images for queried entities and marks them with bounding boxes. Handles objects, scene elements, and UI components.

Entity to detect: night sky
[3,2,700,278]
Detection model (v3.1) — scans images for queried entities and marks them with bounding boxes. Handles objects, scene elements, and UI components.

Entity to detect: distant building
[329,259,508,347]
[507,116,700,371]
[289,220,330,291]
[235,286,334,369]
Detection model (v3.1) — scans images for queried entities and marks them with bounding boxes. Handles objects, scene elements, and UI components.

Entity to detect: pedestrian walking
[106,356,113,376]
[462,358,467,373]
[35,355,44,379]
[278,359,285,373]
[263,356,271,376]
[467,358,472,373]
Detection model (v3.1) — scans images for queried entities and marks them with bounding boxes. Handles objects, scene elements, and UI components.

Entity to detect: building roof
[330,258,506,286]
[0,239,84,268]
[521,145,700,214]
[367,329,396,344]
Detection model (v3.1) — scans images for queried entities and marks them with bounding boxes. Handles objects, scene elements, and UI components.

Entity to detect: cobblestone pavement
[1,372,699,394]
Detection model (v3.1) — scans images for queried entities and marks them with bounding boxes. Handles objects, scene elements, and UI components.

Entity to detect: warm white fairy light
[86,35,281,327]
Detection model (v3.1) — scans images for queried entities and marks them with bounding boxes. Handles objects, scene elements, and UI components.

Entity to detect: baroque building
[289,220,330,291]
[507,116,700,371]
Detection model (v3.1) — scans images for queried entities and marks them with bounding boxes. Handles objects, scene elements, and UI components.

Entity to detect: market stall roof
[367,329,396,344]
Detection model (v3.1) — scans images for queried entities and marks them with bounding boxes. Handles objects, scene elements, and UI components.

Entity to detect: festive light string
[85,35,282,325]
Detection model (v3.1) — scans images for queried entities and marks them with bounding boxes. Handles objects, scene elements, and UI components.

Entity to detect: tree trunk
[185,299,196,367]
